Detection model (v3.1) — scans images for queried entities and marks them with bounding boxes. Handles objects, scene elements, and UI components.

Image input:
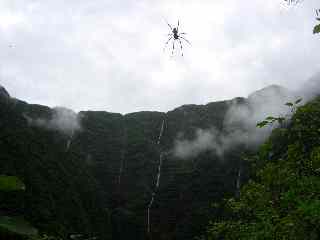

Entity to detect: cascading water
[118,151,125,186]
[66,130,74,152]
[118,125,127,186]
[66,139,71,151]
[236,133,248,197]
[236,167,241,198]
[147,119,165,235]
[157,120,165,145]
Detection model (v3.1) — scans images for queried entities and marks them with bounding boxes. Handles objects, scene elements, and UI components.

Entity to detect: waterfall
[66,139,71,151]
[118,150,125,186]
[147,119,165,235]
[66,130,74,152]
[236,167,241,198]
[155,153,163,188]
[157,119,165,145]
[118,126,127,187]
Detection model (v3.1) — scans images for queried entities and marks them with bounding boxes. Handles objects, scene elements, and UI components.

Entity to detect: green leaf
[256,121,269,128]
[295,98,302,104]
[0,216,38,236]
[266,116,275,121]
[0,175,25,191]
[313,24,320,34]
[285,102,294,107]
[277,117,286,124]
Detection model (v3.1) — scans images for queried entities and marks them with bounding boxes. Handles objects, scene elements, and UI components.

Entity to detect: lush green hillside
[0,84,299,239]
[199,97,320,239]
[0,88,111,239]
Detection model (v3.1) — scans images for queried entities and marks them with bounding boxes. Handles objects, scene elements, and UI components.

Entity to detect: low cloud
[173,85,297,159]
[298,72,320,102]
[174,128,220,158]
[26,107,81,136]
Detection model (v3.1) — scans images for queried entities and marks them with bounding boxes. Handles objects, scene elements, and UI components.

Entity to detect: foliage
[0,216,38,237]
[0,175,26,192]
[0,88,250,240]
[313,24,320,34]
[200,97,320,239]
[283,0,302,6]
[0,99,112,239]
[256,98,302,128]
[314,10,320,34]
[282,1,320,35]
[0,175,38,239]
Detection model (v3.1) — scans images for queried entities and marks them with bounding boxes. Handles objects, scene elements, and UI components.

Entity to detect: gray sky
[0,0,319,113]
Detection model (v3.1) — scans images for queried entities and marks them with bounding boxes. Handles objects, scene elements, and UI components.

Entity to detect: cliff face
[0,85,294,239]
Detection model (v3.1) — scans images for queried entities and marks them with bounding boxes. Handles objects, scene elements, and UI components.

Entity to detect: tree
[314,9,320,34]
[0,175,38,239]
[199,97,320,239]
[283,0,320,34]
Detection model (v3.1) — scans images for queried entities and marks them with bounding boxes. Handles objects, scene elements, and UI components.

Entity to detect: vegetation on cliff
[199,97,320,239]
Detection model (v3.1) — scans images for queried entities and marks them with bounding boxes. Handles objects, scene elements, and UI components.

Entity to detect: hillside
[200,96,320,239]
[0,84,298,239]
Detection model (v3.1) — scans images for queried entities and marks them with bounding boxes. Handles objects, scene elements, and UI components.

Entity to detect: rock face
[0,85,296,240]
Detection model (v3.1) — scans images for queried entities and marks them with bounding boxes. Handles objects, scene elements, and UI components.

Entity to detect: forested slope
[200,96,320,239]
[0,84,298,239]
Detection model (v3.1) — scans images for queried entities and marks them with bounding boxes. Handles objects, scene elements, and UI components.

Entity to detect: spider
[164,20,191,56]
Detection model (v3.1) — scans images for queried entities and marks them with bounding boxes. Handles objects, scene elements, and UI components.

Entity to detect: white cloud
[173,85,299,159]
[0,0,319,113]
[26,107,81,136]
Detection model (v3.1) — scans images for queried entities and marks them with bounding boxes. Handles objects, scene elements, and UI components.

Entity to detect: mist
[173,84,301,159]
[26,107,81,136]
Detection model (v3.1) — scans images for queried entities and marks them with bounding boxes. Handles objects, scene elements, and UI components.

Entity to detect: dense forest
[0,81,319,239]
[1,0,319,239]
[199,96,320,239]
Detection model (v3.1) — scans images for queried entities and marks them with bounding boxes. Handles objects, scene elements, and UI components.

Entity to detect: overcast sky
[0,0,319,113]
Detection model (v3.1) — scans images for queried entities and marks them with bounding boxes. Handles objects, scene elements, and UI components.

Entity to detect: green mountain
[199,96,320,240]
[0,84,298,239]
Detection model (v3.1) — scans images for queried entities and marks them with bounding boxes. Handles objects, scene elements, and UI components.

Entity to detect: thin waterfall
[236,167,241,198]
[157,120,165,145]
[118,150,125,186]
[236,133,248,197]
[66,130,74,152]
[118,125,127,186]
[155,153,163,188]
[147,119,165,235]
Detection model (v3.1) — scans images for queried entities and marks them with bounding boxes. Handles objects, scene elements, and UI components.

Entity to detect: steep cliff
[0,85,294,239]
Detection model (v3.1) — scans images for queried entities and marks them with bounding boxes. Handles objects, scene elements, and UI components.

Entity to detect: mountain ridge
[0,84,291,116]
[0,83,304,240]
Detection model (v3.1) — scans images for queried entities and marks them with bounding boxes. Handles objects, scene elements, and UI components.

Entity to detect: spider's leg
[165,36,172,45]
[180,32,187,35]
[172,40,175,55]
[180,36,191,45]
[177,20,179,32]
[164,19,173,30]
[178,39,184,56]
[163,36,173,51]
